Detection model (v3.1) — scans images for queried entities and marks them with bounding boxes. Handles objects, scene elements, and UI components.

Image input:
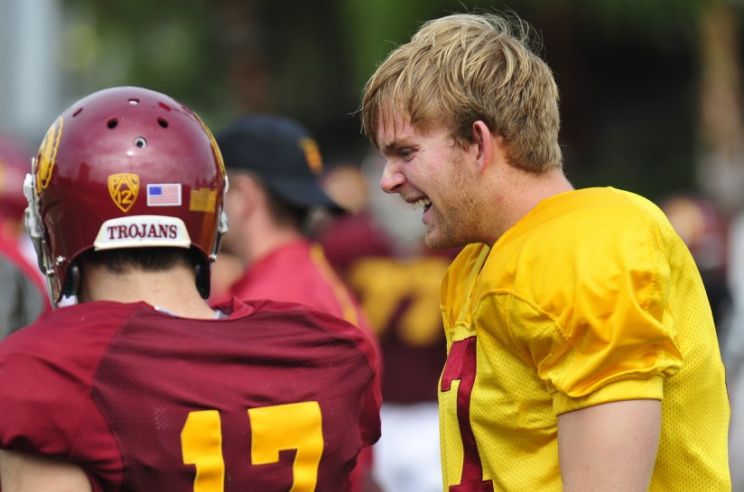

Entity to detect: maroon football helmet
[0,134,31,221]
[25,87,228,305]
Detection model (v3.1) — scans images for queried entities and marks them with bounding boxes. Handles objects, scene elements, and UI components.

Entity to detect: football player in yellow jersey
[360,11,731,492]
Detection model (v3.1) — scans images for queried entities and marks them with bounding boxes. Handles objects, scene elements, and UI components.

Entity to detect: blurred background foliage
[7,0,744,209]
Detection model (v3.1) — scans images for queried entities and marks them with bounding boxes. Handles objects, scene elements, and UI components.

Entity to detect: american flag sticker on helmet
[189,188,217,212]
[146,183,181,207]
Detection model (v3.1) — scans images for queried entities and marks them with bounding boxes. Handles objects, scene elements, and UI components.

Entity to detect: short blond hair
[361,12,562,172]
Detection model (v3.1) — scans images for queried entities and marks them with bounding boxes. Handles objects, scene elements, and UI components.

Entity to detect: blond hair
[361,12,562,172]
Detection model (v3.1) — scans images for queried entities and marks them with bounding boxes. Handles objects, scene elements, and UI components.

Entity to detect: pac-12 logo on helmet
[108,173,140,213]
[25,86,228,305]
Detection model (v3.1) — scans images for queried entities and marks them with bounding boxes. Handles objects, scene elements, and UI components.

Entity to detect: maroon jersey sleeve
[0,302,138,487]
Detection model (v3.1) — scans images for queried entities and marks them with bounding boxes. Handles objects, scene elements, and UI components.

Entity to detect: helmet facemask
[23,170,60,305]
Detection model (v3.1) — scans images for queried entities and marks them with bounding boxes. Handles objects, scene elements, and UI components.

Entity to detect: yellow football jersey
[439,187,730,491]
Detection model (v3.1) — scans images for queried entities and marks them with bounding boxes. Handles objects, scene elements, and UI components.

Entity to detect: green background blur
[3,0,744,210]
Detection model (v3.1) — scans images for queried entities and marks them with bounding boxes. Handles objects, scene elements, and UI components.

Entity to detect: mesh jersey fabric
[439,187,730,491]
[0,298,381,491]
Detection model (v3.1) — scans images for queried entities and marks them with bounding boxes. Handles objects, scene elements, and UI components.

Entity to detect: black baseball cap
[216,114,343,212]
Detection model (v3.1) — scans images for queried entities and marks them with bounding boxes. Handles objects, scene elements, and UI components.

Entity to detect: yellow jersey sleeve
[475,192,684,415]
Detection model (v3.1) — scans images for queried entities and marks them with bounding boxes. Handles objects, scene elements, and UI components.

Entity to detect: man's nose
[379,162,406,194]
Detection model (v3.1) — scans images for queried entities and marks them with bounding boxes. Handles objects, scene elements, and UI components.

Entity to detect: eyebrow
[381,141,411,156]
[381,142,398,156]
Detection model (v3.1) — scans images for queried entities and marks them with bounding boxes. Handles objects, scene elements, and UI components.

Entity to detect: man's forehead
[375,111,427,149]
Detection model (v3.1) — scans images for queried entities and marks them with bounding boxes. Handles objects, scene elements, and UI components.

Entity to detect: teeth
[411,198,431,210]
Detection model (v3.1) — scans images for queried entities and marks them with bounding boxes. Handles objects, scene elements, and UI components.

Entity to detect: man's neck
[244,221,305,265]
[483,166,574,245]
[78,264,216,319]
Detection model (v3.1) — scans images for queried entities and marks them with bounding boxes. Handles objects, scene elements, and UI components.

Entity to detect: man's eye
[399,148,414,159]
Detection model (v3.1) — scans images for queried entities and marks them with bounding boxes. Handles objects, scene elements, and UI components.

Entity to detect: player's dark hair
[79,247,200,275]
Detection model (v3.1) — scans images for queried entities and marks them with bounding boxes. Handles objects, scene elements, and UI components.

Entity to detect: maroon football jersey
[0,298,380,491]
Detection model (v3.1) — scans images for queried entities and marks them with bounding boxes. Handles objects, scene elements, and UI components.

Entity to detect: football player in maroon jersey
[0,87,380,491]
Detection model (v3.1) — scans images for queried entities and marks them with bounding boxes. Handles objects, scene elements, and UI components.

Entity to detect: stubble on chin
[423,219,460,250]
[427,196,478,251]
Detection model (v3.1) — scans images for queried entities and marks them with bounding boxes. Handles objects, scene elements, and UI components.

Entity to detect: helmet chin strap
[63,263,81,299]
[194,262,209,299]
[211,175,230,261]
[199,179,230,300]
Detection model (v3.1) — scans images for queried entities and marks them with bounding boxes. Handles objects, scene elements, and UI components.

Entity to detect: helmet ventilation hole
[134,137,148,148]
[72,108,83,117]
[107,118,118,129]
[158,117,169,128]
[128,98,140,105]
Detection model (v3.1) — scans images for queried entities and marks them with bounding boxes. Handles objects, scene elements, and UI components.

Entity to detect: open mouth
[412,197,432,213]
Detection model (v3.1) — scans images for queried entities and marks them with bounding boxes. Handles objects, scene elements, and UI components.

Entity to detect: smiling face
[377,115,481,250]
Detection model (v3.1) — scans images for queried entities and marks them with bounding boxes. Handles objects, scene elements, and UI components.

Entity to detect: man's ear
[228,174,262,217]
[471,120,494,173]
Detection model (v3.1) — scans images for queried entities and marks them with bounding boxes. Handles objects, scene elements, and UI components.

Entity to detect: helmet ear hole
[158,118,169,128]
[107,118,118,129]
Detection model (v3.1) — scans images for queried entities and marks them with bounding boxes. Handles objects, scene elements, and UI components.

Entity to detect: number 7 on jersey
[441,337,494,491]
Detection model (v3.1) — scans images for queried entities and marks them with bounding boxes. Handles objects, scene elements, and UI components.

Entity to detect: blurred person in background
[660,194,732,332]
[214,114,380,491]
[213,115,367,326]
[726,210,744,492]
[361,11,730,490]
[320,156,451,492]
[0,134,49,337]
[0,87,381,491]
